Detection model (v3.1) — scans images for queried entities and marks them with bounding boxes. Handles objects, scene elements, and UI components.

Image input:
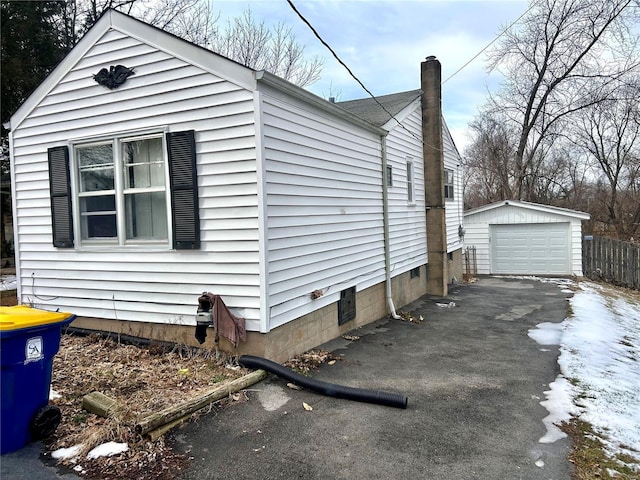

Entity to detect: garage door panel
[490,223,570,275]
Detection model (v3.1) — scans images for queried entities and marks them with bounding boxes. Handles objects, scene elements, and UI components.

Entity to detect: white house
[463,200,590,277]
[5,10,464,361]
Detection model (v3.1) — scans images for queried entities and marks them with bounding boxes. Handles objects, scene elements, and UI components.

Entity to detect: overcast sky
[214,0,529,153]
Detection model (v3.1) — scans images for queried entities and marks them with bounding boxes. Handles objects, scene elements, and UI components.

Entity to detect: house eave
[464,200,591,221]
[380,95,422,131]
[255,71,386,136]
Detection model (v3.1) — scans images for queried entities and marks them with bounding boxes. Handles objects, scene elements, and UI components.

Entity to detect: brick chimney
[421,56,448,297]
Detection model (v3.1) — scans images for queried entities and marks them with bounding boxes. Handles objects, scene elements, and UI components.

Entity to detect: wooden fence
[463,245,477,280]
[582,236,640,290]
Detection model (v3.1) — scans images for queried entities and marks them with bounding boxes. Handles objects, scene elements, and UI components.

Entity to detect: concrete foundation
[448,248,463,284]
[70,267,428,363]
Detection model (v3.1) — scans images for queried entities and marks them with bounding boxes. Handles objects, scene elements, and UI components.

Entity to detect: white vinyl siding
[11,29,262,329]
[443,120,464,253]
[260,86,386,329]
[384,107,427,276]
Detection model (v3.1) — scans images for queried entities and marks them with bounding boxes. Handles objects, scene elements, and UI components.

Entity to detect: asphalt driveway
[172,276,573,480]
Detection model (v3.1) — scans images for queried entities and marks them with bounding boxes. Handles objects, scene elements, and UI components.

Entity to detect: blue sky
[214,0,529,152]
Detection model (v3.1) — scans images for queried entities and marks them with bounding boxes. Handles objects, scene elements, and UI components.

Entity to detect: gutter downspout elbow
[382,135,401,320]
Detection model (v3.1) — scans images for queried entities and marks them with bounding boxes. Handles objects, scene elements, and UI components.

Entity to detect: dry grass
[562,418,640,479]
[47,333,248,479]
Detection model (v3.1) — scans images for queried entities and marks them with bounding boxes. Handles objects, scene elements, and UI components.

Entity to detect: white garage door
[491,223,570,275]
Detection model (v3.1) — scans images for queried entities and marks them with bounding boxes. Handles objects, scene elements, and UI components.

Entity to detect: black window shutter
[167,130,200,249]
[48,146,74,248]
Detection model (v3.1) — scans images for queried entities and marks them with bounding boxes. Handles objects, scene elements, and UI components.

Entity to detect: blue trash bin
[0,306,75,455]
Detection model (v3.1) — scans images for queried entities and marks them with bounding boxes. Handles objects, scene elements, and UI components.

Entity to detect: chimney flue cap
[425,55,437,62]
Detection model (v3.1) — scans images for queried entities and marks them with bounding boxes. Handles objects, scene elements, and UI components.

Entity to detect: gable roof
[6,8,388,137]
[464,200,590,220]
[336,90,422,127]
[5,9,257,131]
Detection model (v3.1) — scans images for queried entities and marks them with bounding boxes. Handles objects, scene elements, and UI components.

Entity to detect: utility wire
[285,0,441,151]
[442,1,537,85]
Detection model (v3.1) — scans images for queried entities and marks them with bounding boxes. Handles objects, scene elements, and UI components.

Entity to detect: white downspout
[382,135,401,320]
[5,125,21,305]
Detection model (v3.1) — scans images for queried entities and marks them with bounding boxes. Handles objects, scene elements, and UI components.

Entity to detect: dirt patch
[0,288,17,306]
[46,333,250,479]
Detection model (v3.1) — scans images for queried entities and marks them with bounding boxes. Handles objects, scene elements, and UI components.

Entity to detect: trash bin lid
[0,305,74,331]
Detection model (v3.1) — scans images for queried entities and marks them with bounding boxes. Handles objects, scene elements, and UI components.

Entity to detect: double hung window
[406,160,415,204]
[48,130,200,250]
[76,134,168,244]
[444,168,455,200]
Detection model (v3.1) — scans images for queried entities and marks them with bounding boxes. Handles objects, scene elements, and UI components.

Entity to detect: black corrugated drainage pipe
[238,355,408,409]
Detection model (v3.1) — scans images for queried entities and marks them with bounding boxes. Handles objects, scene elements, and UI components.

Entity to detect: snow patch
[0,275,16,291]
[528,321,564,346]
[51,445,82,460]
[538,376,576,443]
[86,442,128,459]
[559,282,640,467]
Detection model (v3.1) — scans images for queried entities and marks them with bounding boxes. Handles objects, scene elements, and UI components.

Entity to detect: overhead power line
[285,0,439,150]
[442,1,536,85]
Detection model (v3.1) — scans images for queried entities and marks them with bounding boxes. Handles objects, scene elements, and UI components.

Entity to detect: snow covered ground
[529,279,640,473]
[0,274,17,292]
[35,275,639,473]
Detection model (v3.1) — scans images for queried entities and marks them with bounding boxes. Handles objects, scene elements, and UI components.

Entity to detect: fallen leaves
[47,333,248,479]
[398,311,425,324]
[283,349,341,375]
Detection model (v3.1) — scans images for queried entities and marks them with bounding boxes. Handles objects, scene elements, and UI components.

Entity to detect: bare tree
[486,0,639,200]
[569,80,640,239]
[210,8,323,87]
[463,113,516,208]
[60,1,323,87]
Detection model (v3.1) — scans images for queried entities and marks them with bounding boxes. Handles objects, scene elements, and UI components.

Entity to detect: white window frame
[406,159,415,204]
[444,168,455,200]
[386,165,393,187]
[70,130,173,249]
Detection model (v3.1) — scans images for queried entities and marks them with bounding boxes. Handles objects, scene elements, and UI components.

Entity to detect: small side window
[406,160,414,203]
[444,168,454,200]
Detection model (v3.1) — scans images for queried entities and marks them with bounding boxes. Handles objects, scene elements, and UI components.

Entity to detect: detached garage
[464,200,590,276]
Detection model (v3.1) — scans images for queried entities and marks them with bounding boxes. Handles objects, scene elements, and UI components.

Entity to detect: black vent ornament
[93,65,134,89]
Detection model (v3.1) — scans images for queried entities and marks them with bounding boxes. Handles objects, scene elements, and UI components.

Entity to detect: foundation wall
[70,268,428,363]
[448,248,464,284]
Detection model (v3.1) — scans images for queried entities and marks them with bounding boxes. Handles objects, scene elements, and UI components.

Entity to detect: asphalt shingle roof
[335,90,422,126]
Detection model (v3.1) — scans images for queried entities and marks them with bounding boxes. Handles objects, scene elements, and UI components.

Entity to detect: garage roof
[464,200,590,220]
